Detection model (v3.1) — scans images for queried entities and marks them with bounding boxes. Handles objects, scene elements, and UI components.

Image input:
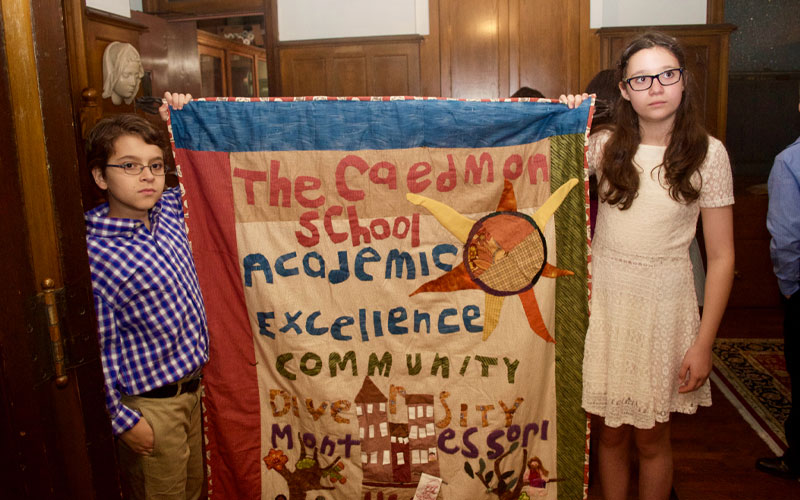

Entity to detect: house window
[383,450,391,465]
[380,422,388,437]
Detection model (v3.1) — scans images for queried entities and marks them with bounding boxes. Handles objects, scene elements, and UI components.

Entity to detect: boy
[84,94,208,499]
[758,96,800,480]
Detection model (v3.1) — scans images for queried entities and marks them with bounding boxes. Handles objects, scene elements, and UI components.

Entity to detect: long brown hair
[599,32,708,209]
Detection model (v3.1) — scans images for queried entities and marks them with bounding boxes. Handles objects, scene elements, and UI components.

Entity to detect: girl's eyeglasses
[106,161,170,176]
[624,68,684,91]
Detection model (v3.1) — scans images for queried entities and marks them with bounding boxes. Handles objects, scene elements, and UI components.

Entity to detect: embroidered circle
[464,211,547,296]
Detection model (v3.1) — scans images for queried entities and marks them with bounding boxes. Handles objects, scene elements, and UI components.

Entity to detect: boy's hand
[120,417,155,455]
[158,91,193,122]
[558,93,590,109]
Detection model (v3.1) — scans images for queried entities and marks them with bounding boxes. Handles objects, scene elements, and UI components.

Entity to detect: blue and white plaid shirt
[85,187,209,436]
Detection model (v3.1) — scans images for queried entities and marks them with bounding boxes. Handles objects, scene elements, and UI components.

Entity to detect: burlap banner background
[169,96,593,500]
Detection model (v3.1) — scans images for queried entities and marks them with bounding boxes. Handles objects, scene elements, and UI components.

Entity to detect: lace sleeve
[698,137,735,208]
[586,130,610,177]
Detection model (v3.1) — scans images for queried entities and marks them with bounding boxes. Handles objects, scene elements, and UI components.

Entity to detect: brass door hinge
[40,279,68,387]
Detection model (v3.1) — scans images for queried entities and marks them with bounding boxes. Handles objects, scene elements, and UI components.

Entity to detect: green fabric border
[551,133,590,499]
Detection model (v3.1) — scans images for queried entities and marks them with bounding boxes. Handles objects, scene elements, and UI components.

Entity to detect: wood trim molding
[1,0,60,286]
[85,7,149,32]
[278,34,425,49]
[707,0,725,24]
[264,0,280,96]
[419,0,441,96]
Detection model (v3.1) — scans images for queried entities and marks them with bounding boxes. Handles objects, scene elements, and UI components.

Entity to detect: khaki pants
[118,387,203,500]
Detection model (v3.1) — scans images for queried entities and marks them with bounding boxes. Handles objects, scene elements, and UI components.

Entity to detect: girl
[562,32,735,500]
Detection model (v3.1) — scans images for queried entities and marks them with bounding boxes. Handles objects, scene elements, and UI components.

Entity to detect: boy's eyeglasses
[106,161,170,176]
[624,68,684,91]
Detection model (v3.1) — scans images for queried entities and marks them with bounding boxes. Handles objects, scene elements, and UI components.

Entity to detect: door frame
[0,0,120,497]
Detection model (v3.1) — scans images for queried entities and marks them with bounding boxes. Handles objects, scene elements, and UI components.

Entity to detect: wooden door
[0,0,120,497]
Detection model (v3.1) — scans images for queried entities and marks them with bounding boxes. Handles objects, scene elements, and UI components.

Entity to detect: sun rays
[407,179,579,342]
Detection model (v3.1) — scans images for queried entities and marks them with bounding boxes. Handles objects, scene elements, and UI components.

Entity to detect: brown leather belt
[138,377,200,398]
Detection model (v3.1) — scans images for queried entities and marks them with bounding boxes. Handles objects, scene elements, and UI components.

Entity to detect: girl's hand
[158,91,193,121]
[558,93,589,109]
[677,342,713,393]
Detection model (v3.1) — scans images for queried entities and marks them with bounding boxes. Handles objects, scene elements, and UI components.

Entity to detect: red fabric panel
[176,149,261,498]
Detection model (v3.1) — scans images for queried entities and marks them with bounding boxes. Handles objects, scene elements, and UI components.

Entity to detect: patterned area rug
[711,338,790,454]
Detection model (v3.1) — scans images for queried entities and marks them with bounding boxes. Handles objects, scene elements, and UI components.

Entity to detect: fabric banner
[169,96,593,500]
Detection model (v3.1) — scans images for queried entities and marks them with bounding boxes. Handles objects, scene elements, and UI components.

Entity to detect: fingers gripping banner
[169,97,593,500]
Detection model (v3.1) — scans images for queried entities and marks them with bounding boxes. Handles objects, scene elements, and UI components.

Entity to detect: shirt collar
[85,199,164,238]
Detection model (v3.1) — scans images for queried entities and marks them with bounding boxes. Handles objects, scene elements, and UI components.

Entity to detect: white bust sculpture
[102,42,144,105]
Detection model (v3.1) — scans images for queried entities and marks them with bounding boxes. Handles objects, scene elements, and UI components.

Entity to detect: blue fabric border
[170,99,591,153]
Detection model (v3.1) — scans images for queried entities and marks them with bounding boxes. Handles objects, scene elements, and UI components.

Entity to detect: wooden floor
[586,307,800,500]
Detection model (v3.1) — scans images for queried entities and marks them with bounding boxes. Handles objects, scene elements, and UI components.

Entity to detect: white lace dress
[582,131,734,429]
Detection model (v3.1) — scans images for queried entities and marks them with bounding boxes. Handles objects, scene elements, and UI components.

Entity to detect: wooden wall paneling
[280,50,326,96]
[330,55,368,96]
[517,0,581,99]
[439,0,507,98]
[371,52,417,96]
[279,37,421,97]
[578,0,602,92]
[507,0,520,95]
[419,0,441,96]
[366,42,421,96]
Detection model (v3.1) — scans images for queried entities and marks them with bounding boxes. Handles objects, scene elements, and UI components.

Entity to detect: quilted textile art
[168,96,593,500]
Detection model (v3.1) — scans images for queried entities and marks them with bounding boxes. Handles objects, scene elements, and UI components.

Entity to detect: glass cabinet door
[229,52,255,97]
[198,45,226,97]
[257,58,269,97]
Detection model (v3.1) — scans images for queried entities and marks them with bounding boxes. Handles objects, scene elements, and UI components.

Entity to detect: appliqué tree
[263,433,346,500]
[464,442,528,500]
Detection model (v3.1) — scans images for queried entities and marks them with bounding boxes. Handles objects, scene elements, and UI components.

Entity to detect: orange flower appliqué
[263,448,289,471]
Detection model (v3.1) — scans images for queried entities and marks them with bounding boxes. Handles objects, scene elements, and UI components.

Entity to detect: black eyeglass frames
[624,68,684,91]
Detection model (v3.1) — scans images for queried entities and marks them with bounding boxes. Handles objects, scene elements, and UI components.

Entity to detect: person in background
[758,95,800,481]
[511,86,545,98]
[585,69,621,238]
